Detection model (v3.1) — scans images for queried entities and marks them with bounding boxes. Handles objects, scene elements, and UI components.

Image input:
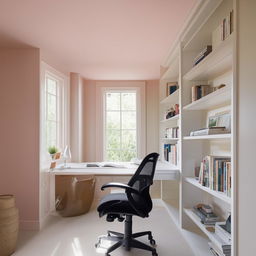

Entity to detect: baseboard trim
[19,220,40,231]
[40,212,51,230]
[152,198,165,207]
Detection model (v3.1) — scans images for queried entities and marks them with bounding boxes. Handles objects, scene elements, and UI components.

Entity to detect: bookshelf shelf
[183,134,231,141]
[161,56,179,81]
[160,137,179,142]
[160,89,179,105]
[160,114,179,123]
[184,209,230,249]
[183,86,231,111]
[184,177,231,204]
[183,34,233,81]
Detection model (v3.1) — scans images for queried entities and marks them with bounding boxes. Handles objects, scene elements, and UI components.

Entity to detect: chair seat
[97,193,139,217]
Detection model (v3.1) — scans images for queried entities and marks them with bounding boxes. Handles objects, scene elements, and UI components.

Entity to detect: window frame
[103,89,138,161]
[96,83,145,162]
[40,62,69,167]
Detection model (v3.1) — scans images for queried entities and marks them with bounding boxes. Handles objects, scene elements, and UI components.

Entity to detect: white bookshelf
[159,0,236,255]
[160,114,179,123]
[160,137,179,142]
[183,134,231,141]
[184,177,231,204]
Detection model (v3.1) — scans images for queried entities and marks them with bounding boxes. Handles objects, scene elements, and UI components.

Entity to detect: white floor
[14,204,194,256]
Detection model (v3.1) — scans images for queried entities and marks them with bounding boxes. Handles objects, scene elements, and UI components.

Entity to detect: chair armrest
[101,182,140,195]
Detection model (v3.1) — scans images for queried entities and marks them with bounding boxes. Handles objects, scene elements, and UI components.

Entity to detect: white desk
[50,161,180,212]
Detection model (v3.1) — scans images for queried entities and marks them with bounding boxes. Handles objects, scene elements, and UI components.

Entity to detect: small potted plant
[48,146,59,160]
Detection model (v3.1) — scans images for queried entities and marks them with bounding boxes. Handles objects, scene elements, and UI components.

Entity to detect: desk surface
[51,161,180,180]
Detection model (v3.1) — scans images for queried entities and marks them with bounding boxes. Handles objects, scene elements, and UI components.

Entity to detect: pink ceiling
[0,0,197,80]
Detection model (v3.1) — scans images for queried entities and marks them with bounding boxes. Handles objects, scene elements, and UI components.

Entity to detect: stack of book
[190,127,228,136]
[193,45,212,66]
[209,241,231,256]
[191,85,213,102]
[209,216,231,256]
[164,144,178,165]
[192,204,219,225]
[166,82,178,96]
[198,156,231,197]
[165,127,179,139]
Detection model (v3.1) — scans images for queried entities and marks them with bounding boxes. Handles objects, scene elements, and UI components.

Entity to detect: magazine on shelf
[190,127,229,136]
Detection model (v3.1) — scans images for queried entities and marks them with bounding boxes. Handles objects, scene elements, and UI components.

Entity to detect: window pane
[122,130,136,150]
[122,111,136,129]
[106,150,120,161]
[121,93,136,110]
[106,111,120,129]
[120,150,136,162]
[106,92,120,110]
[46,121,57,148]
[47,94,57,121]
[106,129,120,150]
[47,78,57,95]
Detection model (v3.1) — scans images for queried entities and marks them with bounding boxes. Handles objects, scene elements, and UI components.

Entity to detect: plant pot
[0,195,19,256]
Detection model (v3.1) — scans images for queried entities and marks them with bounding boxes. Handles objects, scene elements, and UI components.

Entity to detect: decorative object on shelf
[0,195,19,256]
[198,155,231,197]
[208,111,231,132]
[193,45,212,66]
[165,104,179,120]
[63,145,72,168]
[212,10,234,50]
[191,85,213,102]
[192,204,219,225]
[48,146,59,160]
[190,126,229,136]
[48,146,61,169]
[166,82,178,97]
[165,127,179,139]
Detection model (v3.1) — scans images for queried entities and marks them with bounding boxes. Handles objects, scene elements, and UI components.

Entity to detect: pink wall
[82,79,159,161]
[70,73,84,162]
[0,48,40,230]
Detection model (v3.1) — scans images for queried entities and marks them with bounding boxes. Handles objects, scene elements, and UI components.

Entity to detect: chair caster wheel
[105,254,111,256]
[152,252,158,256]
[150,239,156,246]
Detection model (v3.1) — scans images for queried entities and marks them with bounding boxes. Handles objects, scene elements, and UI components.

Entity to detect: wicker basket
[0,195,19,256]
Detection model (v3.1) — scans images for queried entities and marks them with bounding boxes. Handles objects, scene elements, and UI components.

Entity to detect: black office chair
[96,152,159,256]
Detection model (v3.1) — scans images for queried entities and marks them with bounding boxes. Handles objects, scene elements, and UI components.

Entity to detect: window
[104,90,137,161]
[45,76,62,150]
[40,62,69,165]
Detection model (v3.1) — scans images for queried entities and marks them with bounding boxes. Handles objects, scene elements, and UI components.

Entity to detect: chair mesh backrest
[127,153,159,217]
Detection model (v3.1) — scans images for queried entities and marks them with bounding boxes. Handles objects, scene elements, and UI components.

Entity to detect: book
[194,45,212,66]
[165,127,179,139]
[164,143,178,165]
[190,127,228,136]
[166,82,178,96]
[209,242,231,256]
[191,85,213,102]
[198,156,231,196]
[193,205,219,225]
[202,204,213,214]
[215,222,231,244]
